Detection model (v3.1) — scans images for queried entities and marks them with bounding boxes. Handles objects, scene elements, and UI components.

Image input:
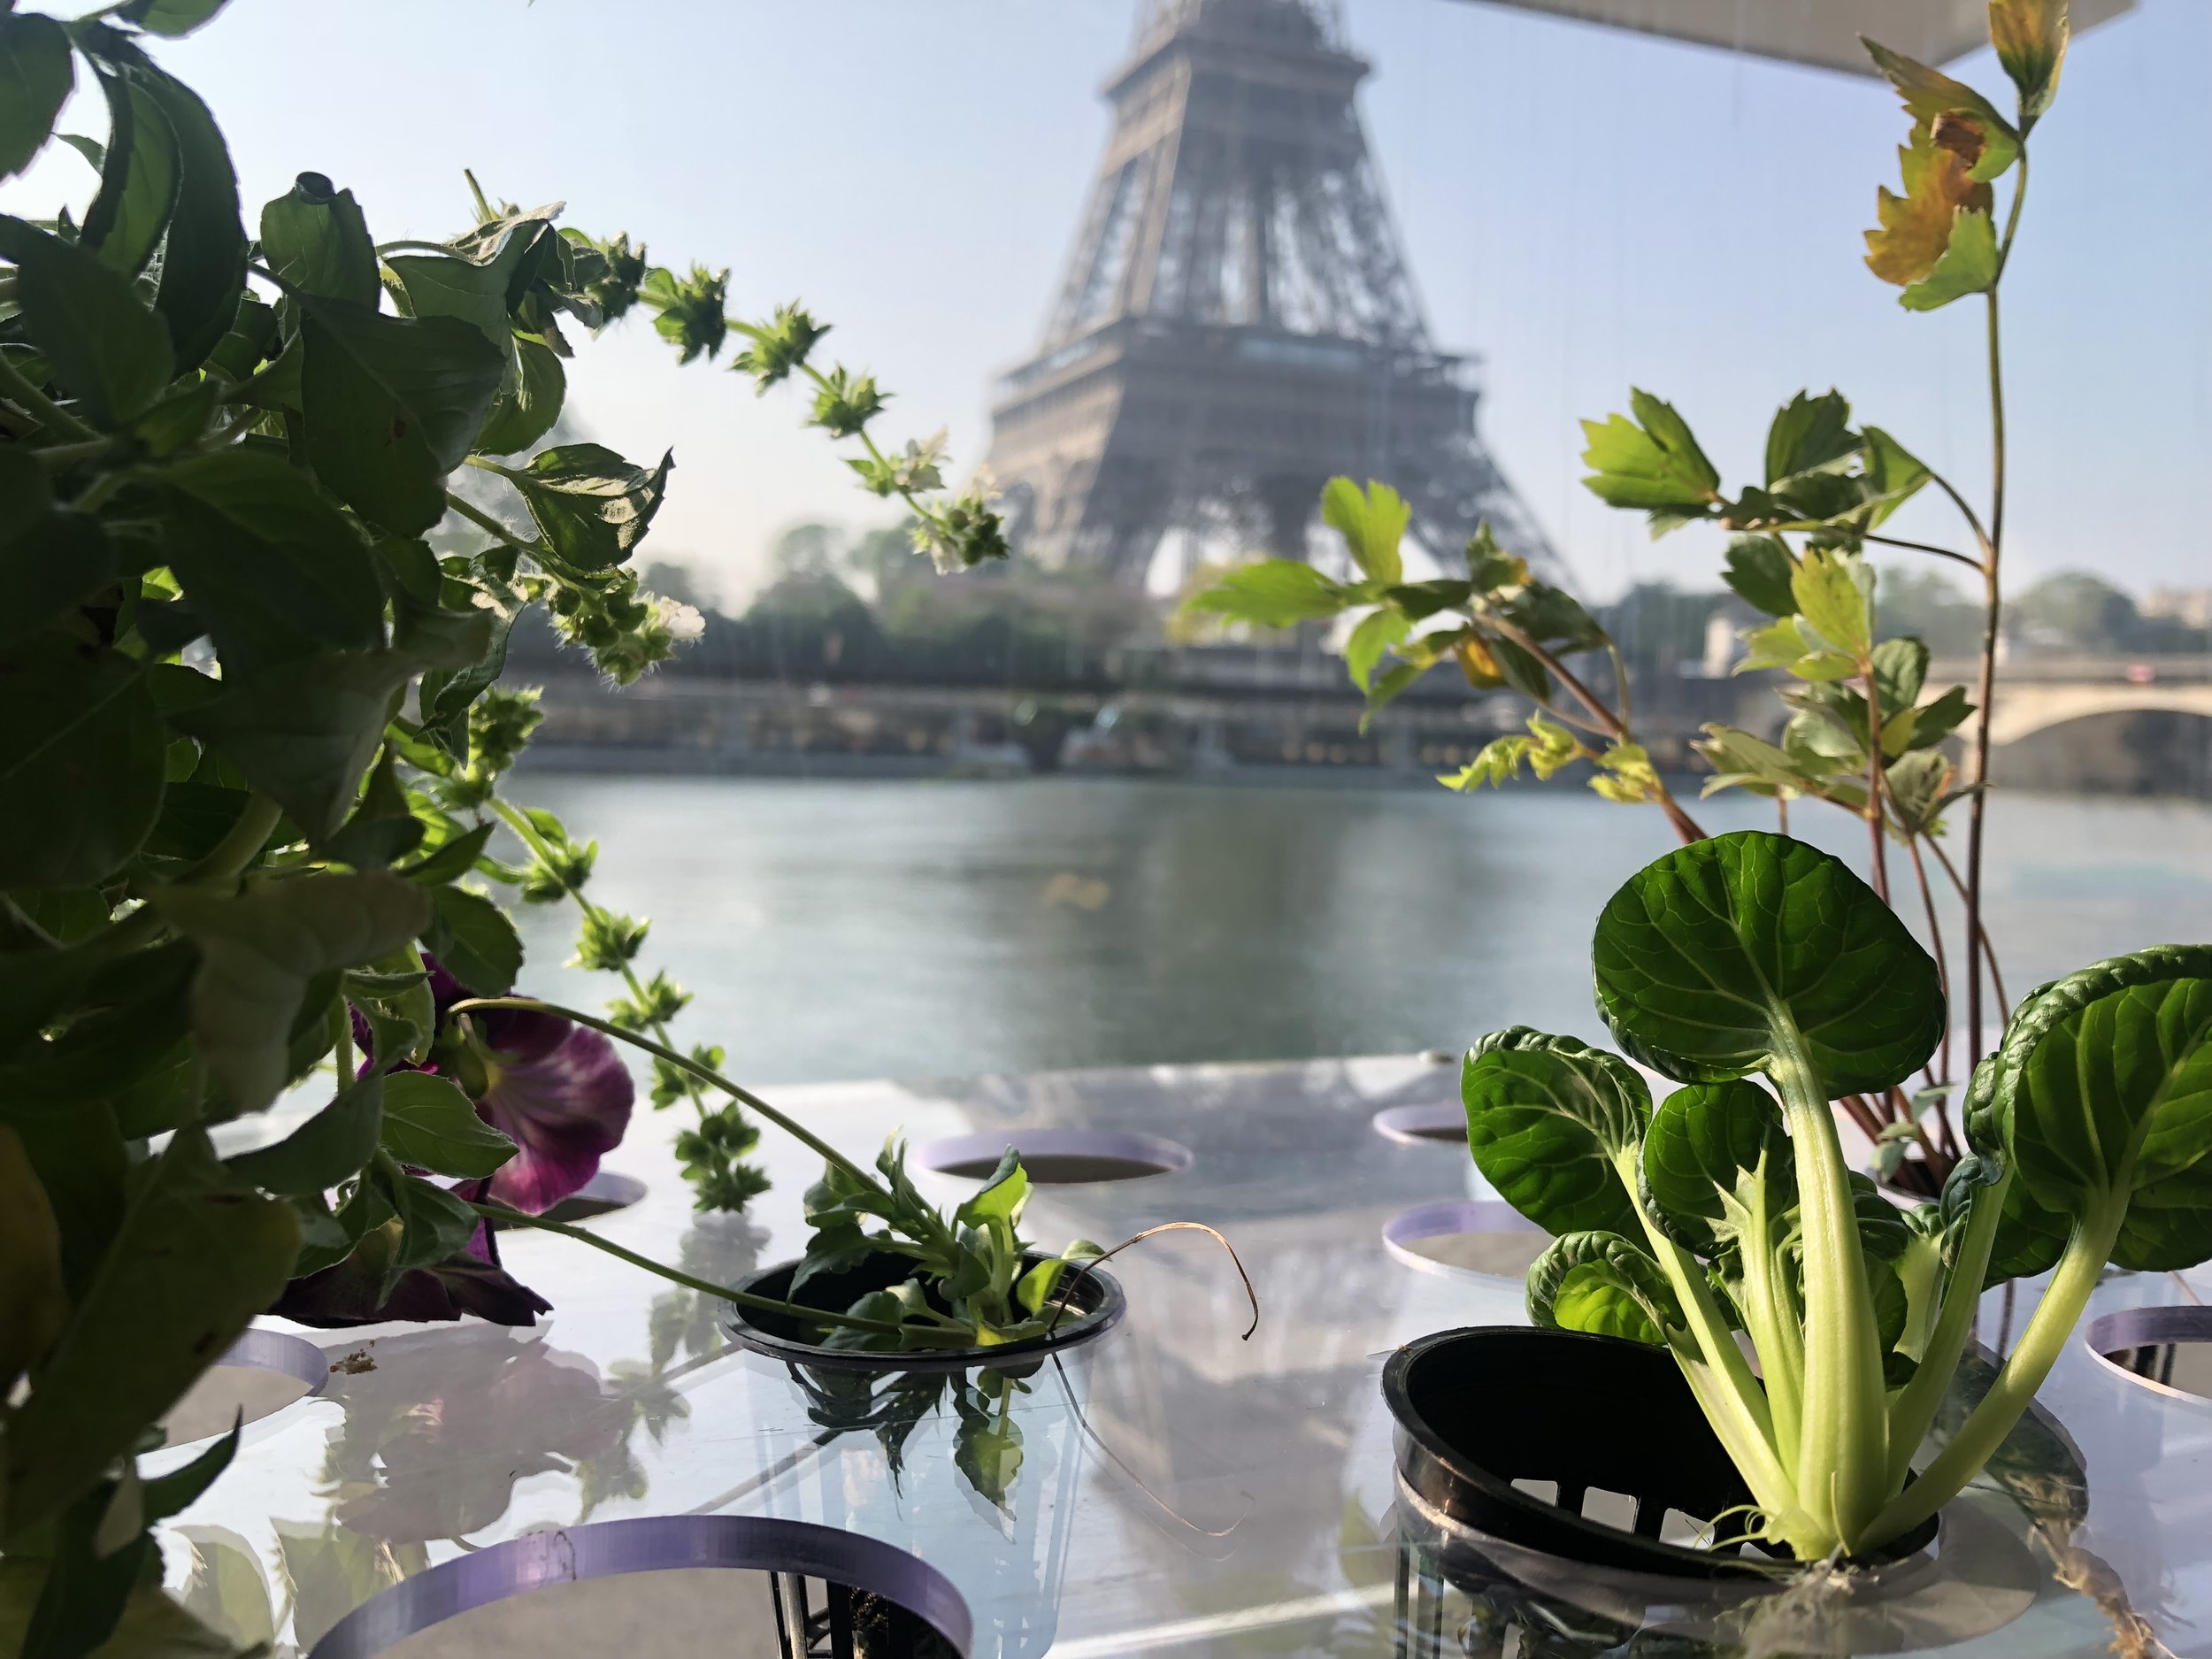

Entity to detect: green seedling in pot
[798,1140,1110,1352]
[796,1140,1259,1355]
[1463,828,2212,1562]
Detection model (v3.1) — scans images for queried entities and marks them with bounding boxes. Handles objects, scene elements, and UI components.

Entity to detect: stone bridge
[1926,657,2212,747]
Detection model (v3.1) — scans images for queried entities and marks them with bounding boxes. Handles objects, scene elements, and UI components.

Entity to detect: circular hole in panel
[1384,1200,1548,1280]
[2085,1304,2212,1403]
[309,1516,972,1659]
[541,1170,649,1224]
[160,1329,328,1446]
[1371,1102,1466,1147]
[915,1127,1193,1185]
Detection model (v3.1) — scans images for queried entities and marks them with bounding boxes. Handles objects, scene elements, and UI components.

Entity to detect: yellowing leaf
[1865,141,1994,291]
[1901,206,1998,312]
[1988,0,2069,129]
[1455,635,1507,689]
[1862,39,2021,180]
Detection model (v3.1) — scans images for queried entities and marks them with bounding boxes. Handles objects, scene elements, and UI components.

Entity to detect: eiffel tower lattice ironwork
[986,0,1562,587]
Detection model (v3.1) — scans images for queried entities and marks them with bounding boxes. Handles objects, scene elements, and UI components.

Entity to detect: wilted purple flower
[275,1179,554,1328]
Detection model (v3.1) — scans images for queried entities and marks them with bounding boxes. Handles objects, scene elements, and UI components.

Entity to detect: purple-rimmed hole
[160,1327,329,1447]
[1383,1200,1548,1280]
[543,1169,649,1223]
[916,1127,1192,1185]
[308,1515,972,1658]
[2085,1303,2212,1403]
[1371,1102,1465,1147]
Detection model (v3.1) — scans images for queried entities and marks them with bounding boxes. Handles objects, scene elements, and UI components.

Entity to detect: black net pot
[725,1249,1125,1375]
[1383,1326,1939,1579]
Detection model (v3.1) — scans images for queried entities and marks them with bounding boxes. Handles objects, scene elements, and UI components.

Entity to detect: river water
[503,774,2212,1087]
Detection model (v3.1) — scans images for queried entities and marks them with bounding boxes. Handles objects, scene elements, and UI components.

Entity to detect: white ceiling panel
[1449,0,2131,77]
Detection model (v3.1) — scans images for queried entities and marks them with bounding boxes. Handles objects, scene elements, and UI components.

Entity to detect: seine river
[503,775,2212,1087]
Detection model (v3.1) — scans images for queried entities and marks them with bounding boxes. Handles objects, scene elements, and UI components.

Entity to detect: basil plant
[1464,829,2212,1562]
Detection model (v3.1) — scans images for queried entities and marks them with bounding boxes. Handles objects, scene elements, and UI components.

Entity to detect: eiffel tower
[986,0,1559,587]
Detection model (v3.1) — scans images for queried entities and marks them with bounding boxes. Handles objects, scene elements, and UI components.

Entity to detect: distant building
[2143,588,2212,631]
[1701,611,1740,680]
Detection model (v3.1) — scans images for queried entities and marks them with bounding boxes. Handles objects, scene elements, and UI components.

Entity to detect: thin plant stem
[1964,153,2030,1070]
[0,350,98,441]
[487,796,715,1128]
[331,1001,355,1090]
[447,995,955,1252]
[30,437,111,470]
[1862,534,1985,573]
[1862,665,1892,902]
[1918,466,1993,557]
[97,793,286,957]
[1045,1223,1259,1340]
[445,489,533,551]
[182,794,285,887]
[472,1200,907,1336]
[790,356,963,540]
[1836,1093,1889,1148]
[1928,835,2011,1022]
[1906,835,1955,1093]
[1486,617,1709,844]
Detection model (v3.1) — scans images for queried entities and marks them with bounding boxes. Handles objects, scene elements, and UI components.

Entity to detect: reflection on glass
[176,1327,691,1654]
[316,1327,682,1542]
[762,1356,1087,1659]
[648,1212,770,1374]
[791,1363,1033,1515]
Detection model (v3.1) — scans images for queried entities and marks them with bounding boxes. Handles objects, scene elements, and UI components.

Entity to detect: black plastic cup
[725,1249,1125,1374]
[1384,1325,1939,1578]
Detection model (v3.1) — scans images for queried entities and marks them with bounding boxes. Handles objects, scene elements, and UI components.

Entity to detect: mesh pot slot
[1371,1102,1467,1146]
[307,1515,971,1659]
[1382,1201,1548,1280]
[2085,1304,2212,1402]
[1384,1326,1939,1579]
[542,1169,648,1223]
[914,1128,1191,1185]
[158,1328,328,1446]
[725,1249,1125,1374]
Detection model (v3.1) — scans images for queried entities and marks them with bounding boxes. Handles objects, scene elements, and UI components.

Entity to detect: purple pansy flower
[363,959,634,1216]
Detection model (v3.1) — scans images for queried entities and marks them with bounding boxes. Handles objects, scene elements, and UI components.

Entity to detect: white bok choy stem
[1882,1164,2011,1493]
[1862,1194,2124,1549]
[1769,1019,1892,1556]
[1608,1146,1801,1529]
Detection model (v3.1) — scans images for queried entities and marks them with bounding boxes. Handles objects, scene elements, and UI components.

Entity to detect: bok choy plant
[1464,828,2212,1561]
[1189,1,2095,1198]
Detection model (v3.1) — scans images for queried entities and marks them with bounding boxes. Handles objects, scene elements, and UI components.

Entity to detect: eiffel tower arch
[987,0,1562,588]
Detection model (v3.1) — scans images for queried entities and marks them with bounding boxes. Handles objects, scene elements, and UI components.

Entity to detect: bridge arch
[1988,684,2212,747]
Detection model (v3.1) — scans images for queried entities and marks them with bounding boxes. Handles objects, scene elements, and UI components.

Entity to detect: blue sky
[6,0,2207,604]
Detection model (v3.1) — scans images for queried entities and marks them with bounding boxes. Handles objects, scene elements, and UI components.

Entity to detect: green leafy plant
[796,1141,1110,1353]
[0,2,1011,1648]
[435,997,1254,1359]
[1463,827,2212,1562]
[1187,3,2076,1196]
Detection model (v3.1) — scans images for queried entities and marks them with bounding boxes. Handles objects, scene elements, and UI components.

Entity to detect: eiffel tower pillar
[987,0,1562,587]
